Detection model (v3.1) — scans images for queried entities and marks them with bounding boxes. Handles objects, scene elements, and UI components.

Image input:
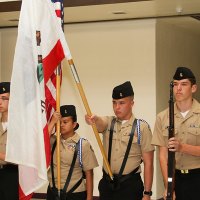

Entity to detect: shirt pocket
[161,126,177,146]
[60,146,76,166]
[121,131,141,156]
[186,127,200,145]
[162,126,172,140]
[163,126,178,135]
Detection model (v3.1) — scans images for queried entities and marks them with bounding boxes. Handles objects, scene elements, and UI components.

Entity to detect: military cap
[60,105,79,130]
[0,82,10,94]
[112,81,134,99]
[173,67,196,83]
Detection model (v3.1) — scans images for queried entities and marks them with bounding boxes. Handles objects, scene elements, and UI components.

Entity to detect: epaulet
[136,119,150,145]
[77,137,86,168]
[138,119,150,127]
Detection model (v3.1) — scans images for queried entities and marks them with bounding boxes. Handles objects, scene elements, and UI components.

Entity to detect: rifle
[166,81,175,200]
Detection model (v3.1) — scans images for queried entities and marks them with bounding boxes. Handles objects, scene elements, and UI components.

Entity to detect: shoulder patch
[138,119,150,128]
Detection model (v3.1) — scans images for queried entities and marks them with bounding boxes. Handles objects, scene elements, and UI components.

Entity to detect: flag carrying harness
[48,138,85,199]
[103,118,144,190]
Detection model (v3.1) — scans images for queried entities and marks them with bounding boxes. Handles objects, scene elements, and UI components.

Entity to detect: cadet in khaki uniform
[85,81,154,200]
[0,82,19,200]
[152,67,200,200]
[47,105,98,200]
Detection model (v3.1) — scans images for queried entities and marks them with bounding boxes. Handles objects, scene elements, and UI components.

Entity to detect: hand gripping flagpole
[67,59,113,180]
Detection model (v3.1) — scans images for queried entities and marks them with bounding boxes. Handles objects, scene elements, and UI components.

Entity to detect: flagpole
[56,66,61,194]
[55,0,65,194]
[68,59,113,180]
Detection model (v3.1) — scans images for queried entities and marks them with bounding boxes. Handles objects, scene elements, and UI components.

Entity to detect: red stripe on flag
[19,186,33,200]
[45,85,56,120]
[51,72,57,86]
[43,40,65,84]
[45,85,56,107]
[55,10,61,18]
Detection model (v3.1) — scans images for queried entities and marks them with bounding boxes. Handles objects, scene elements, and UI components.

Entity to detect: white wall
[3,17,200,199]
[0,31,1,80]
[0,28,16,82]
[156,19,200,113]
[1,12,200,200]
[0,19,157,197]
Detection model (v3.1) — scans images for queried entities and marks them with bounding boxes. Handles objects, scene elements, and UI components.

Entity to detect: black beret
[60,105,79,130]
[0,82,10,94]
[112,81,134,99]
[173,67,196,83]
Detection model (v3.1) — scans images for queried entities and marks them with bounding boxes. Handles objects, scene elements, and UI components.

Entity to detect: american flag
[52,0,64,30]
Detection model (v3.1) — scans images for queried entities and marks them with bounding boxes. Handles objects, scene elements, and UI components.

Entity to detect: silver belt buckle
[181,169,189,174]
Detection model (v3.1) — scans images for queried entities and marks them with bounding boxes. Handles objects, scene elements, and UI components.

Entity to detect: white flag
[6,0,71,198]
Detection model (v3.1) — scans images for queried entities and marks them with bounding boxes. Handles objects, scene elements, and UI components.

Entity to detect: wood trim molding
[63,0,152,7]
[0,0,152,12]
[0,1,21,12]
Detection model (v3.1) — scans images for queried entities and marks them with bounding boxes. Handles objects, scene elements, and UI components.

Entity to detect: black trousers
[47,186,87,200]
[0,166,19,200]
[98,173,144,200]
[175,171,200,200]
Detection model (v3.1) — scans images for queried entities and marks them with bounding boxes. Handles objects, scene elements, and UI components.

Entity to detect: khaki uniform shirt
[152,99,200,170]
[0,122,7,165]
[48,133,98,192]
[102,115,154,175]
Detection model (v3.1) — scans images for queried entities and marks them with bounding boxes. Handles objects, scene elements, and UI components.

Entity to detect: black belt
[175,168,200,175]
[102,166,140,191]
[103,165,140,183]
[0,164,18,170]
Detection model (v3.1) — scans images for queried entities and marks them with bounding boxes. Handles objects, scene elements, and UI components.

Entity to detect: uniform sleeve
[140,121,155,152]
[50,135,56,147]
[82,140,99,171]
[151,115,167,147]
[102,116,113,134]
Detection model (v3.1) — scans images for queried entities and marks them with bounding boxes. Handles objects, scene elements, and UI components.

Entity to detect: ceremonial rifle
[166,81,175,200]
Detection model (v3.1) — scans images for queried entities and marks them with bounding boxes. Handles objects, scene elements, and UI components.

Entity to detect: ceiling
[0,0,200,34]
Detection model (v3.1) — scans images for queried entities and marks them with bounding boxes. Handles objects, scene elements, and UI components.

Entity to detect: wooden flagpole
[68,59,113,180]
[56,66,61,194]
[55,0,65,194]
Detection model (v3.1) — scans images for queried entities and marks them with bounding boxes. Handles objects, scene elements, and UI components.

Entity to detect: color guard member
[0,82,19,200]
[85,81,154,200]
[152,67,200,200]
[47,105,98,200]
